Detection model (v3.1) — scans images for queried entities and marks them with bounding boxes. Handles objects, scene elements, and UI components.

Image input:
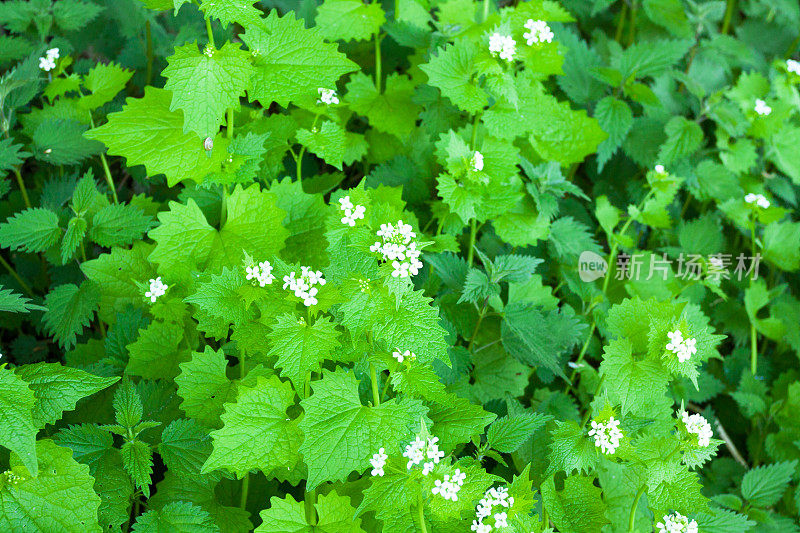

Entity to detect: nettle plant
[1,0,800,532]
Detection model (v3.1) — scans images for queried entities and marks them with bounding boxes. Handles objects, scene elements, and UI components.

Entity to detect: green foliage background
[0,0,799,531]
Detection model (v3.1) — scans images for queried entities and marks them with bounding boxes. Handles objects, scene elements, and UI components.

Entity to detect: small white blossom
[392,348,417,363]
[403,435,444,472]
[744,192,770,209]
[788,59,800,74]
[470,151,484,172]
[432,469,465,501]
[523,19,554,45]
[488,32,516,62]
[656,511,698,533]
[144,277,168,303]
[654,164,666,174]
[471,521,492,533]
[245,260,276,287]
[339,195,366,226]
[317,87,339,105]
[493,512,508,528]
[473,486,515,531]
[588,417,623,454]
[754,98,772,116]
[371,220,423,279]
[282,266,326,307]
[681,411,713,447]
[370,447,388,477]
[422,461,435,475]
[665,329,697,363]
[39,47,59,71]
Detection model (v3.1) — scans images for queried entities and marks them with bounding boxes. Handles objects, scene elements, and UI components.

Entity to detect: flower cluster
[523,19,554,45]
[432,469,466,501]
[392,348,416,363]
[681,411,713,447]
[339,195,365,226]
[370,447,388,477]
[588,417,623,454]
[245,260,275,287]
[39,48,59,71]
[2,470,26,486]
[403,436,445,475]
[789,59,800,74]
[654,164,667,174]
[282,266,326,306]
[145,277,168,303]
[656,512,698,533]
[488,32,516,62]
[665,329,697,363]
[754,98,772,116]
[472,486,515,532]
[470,151,484,172]
[317,87,339,105]
[745,192,770,209]
[370,220,423,278]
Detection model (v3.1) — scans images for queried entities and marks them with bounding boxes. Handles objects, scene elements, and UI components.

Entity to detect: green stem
[417,493,428,533]
[482,0,490,22]
[227,108,234,139]
[0,254,34,297]
[12,167,31,208]
[721,0,736,35]
[467,219,477,266]
[220,185,228,226]
[304,488,317,525]
[615,2,628,43]
[205,18,215,48]
[370,364,381,406]
[628,486,646,532]
[296,115,321,181]
[88,114,118,204]
[470,112,482,150]
[580,375,606,428]
[467,296,490,352]
[749,214,758,375]
[239,473,249,510]
[541,506,549,529]
[374,31,382,93]
[145,20,154,86]
[627,1,638,46]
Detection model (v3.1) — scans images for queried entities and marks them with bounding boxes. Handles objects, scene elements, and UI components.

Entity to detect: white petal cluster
[317,87,339,105]
[370,447,388,477]
[681,411,713,447]
[754,98,772,116]
[654,164,666,174]
[788,59,800,74]
[145,277,168,303]
[744,192,770,209]
[245,260,276,287]
[588,417,623,454]
[339,195,365,226]
[370,220,423,278]
[403,436,445,474]
[39,47,59,71]
[282,266,326,306]
[523,19,554,45]
[432,469,466,501]
[2,470,27,486]
[656,512,698,533]
[488,32,516,62]
[392,348,417,363]
[472,486,515,532]
[470,151,484,172]
[666,330,697,363]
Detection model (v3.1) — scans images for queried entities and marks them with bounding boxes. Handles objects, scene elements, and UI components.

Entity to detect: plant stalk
[417,493,428,533]
[467,219,477,266]
[0,254,34,297]
[370,363,381,406]
[374,31,382,93]
[628,486,646,532]
[721,0,736,35]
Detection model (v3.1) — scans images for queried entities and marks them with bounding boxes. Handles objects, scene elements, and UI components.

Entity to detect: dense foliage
[1,0,799,531]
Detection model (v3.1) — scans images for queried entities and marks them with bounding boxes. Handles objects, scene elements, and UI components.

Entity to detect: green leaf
[122,439,154,498]
[268,314,342,392]
[200,0,261,27]
[163,42,254,138]
[594,96,632,171]
[42,282,100,349]
[427,394,496,451]
[299,368,427,489]
[615,39,692,79]
[80,62,133,110]
[741,460,798,508]
[0,137,29,173]
[176,347,236,429]
[0,440,102,532]
[767,124,800,185]
[90,204,154,247]
[241,10,359,107]
[126,320,190,380]
[547,420,598,476]
[421,40,486,113]
[202,375,301,476]
[487,413,551,453]
[158,419,212,476]
[113,379,143,429]
[61,216,87,263]
[540,474,610,533]
[0,286,45,313]
[0,365,38,476]
[762,221,800,271]
[345,72,420,140]
[32,118,104,165]
[256,490,365,532]
[643,0,692,38]
[14,363,118,428]
[133,501,219,533]
[296,120,347,169]
[316,0,385,41]
[598,338,669,416]
[0,207,61,253]
[85,87,229,187]
[657,115,703,165]
[52,0,103,31]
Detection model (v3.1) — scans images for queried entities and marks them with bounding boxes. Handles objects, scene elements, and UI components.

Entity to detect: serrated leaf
[0,365,38,476]
[255,491,365,533]
[0,207,61,253]
[267,314,342,392]
[176,347,236,429]
[33,118,104,165]
[80,62,133,110]
[42,282,100,349]
[345,72,420,139]
[133,501,219,533]
[61,216,87,263]
[316,0,385,41]
[594,96,632,171]
[126,319,190,379]
[741,460,798,508]
[122,439,153,498]
[421,40,486,114]
[90,204,154,247]
[0,137,29,173]
[158,419,212,476]
[0,285,45,313]
[487,413,551,453]
[541,474,610,533]
[200,0,261,27]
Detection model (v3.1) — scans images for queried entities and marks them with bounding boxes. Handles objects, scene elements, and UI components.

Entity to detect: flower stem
[467,219,477,266]
[749,214,758,375]
[370,364,381,406]
[239,473,249,510]
[417,493,428,533]
[721,0,736,35]
[88,114,118,204]
[482,0,490,22]
[227,108,234,138]
[374,31,382,93]
[0,254,34,297]
[626,0,638,46]
[205,17,215,48]
[304,487,317,525]
[628,486,646,532]
[614,2,628,42]
[12,167,31,208]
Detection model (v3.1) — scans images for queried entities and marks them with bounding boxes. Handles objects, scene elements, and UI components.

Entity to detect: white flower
[317,87,339,105]
[370,447,388,477]
[488,32,516,62]
[523,19,554,45]
[403,436,444,471]
[654,164,666,174]
[339,195,366,226]
[681,411,713,447]
[493,512,508,528]
[392,349,416,363]
[744,192,770,209]
[372,220,424,279]
[245,260,276,287]
[588,417,623,454]
[471,521,492,533]
[46,48,59,60]
[470,151,484,172]
[432,469,465,501]
[39,57,56,71]
[665,329,697,363]
[144,277,168,303]
[422,461,435,475]
[282,267,325,307]
[788,59,800,74]
[474,485,515,531]
[656,511,698,533]
[754,98,772,116]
